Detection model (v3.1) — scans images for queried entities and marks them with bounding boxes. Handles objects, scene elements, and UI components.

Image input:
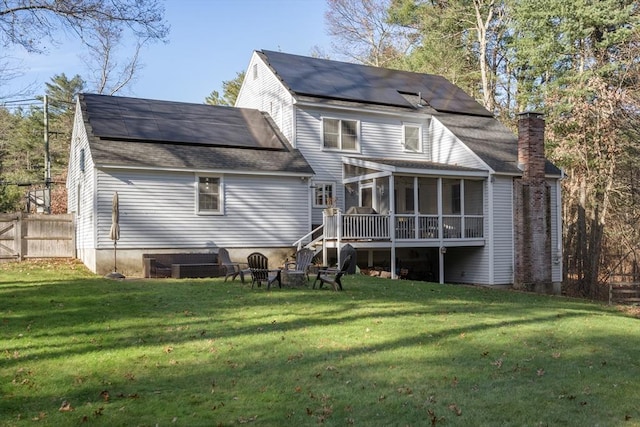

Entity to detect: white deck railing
[324,211,484,241]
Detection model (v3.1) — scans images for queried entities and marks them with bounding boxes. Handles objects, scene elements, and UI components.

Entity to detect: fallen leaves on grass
[59,401,74,412]
[32,412,46,421]
[428,409,444,426]
[448,403,462,416]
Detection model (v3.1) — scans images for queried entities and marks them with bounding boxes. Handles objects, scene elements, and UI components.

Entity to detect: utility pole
[43,95,51,214]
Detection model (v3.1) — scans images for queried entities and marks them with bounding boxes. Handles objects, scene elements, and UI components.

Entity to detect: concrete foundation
[86,247,293,277]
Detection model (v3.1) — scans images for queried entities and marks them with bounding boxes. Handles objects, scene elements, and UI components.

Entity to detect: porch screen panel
[442,179,461,215]
[464,180,484,215]
[418,178,437,214]
[395,176,414,214]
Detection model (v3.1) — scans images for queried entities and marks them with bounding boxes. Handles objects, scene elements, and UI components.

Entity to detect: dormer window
[403,124,422,152]
[323,118,358,151]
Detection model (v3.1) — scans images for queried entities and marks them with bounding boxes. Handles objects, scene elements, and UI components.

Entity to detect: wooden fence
[0,212,75,260]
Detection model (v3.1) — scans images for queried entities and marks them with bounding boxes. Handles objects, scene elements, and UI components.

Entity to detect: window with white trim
[403,124,422,152]
[197,176,222,214]
[323,118,358,151]
[314,182,334,207]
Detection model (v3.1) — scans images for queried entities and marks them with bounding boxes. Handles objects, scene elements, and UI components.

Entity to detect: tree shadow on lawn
[2,274,640,425]
[1,276,634,365]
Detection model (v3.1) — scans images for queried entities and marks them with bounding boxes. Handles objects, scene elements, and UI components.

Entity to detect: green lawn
[1,260,639,426]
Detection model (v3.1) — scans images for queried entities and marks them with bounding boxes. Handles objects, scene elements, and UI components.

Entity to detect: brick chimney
[518,112,546,181]
[513,112,552,293]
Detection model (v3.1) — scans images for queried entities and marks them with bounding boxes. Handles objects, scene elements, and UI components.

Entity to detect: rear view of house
[236,50,562,290]
[68,50,562,290]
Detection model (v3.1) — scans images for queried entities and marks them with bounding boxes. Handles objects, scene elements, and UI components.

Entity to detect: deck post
[336,209,342,268]
[390,210,396,279]
[439,246,446,284]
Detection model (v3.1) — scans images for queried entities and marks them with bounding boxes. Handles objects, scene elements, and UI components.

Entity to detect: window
[252,63,258,80]
[197,176,222,214]
[323,118,358,151]
[79,148,85,172]
[314,182,334,207]
[403,124,421,152]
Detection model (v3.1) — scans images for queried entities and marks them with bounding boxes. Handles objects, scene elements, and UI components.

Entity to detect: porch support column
[438,177,445,284]
[389,175,397,280]
[439,247,445,284]
[488,174,495,284]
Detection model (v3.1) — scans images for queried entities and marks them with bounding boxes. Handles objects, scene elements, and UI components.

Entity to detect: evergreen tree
[205,72,245,106]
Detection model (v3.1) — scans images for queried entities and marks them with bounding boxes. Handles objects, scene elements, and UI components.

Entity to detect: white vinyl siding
[444,247,489,284]
[235,53,295,144]
[94,171,310,249]
[67,103,97,253]
[431,117,487,169]
[549,179,562,283]
[492,176,515,284]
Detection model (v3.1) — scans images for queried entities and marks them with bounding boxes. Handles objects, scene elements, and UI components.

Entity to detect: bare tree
[81,22,145,95]
[0,0,168,94]
[0,0,168,53]
[325,0,415,67]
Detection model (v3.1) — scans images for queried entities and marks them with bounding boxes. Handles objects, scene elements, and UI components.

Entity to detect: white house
[67,95,314,276]
[67,50,562,291]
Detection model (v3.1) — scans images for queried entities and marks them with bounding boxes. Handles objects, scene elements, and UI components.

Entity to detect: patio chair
[283,248,315,281]
[312,254,352,291]
[218,248,249,283]
[247,252,282,289]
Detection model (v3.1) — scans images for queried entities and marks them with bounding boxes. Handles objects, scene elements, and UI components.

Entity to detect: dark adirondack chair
[247,252,282,289]
[312,254,352,291]
[284,248,315,281]
[219,248,249,283]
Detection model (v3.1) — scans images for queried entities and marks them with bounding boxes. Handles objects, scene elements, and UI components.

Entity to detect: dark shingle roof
[258,50,561,177]
[80,93,314,174]
[258,50,493,117]
[434,112,561,176]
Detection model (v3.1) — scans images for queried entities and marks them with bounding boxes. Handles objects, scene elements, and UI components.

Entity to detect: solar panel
[82,94,286,149]
[261,50,492,117]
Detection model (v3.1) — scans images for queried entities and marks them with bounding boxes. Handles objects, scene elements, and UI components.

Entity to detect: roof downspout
[390,175,396,280]
[487,173,495,285]
[438,177,445,284]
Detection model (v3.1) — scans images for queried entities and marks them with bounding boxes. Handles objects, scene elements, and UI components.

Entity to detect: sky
[2,0,332,105]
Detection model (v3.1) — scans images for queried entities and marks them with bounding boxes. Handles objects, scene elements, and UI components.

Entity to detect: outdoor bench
[142,253,220,278]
